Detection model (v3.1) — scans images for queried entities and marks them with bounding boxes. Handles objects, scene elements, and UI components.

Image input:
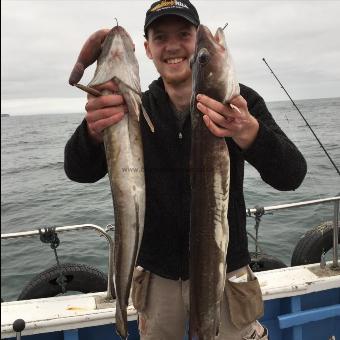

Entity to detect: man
[64,1,307,339]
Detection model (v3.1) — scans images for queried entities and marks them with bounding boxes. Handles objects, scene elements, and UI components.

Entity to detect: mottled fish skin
[70,26,145,339]
[189,24,240,340]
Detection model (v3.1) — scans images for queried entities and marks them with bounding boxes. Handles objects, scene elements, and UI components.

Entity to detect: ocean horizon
[2,95,340,116]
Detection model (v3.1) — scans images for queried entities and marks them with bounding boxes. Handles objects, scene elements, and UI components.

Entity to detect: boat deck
[1,262,340,339]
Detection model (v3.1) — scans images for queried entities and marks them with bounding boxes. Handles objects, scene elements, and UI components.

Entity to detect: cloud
[1,0,340,115]
[1,97,86,115]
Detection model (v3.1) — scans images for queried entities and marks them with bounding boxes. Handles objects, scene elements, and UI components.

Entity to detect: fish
[69,25,151,339]
[189,24,240,339]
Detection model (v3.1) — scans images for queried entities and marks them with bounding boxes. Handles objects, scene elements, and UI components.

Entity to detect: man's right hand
[85,81,128,143]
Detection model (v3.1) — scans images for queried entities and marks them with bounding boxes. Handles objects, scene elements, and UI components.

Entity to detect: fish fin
[141,105,155,133]
[89,66,115,86]
[112,76,155,133]
[112,76,141,97]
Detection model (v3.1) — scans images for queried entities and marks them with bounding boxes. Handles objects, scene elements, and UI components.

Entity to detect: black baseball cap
[144,0,200,36]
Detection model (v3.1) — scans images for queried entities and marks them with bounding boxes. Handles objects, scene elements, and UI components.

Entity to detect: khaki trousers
[131,266,268,340]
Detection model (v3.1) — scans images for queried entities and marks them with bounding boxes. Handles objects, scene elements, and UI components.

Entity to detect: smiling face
[144,15,197,86]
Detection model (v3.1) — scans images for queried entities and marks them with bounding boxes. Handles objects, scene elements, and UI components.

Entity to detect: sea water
[1,97,339,301]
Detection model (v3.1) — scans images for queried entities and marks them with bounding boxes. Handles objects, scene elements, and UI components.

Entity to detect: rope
[39,228,67,293]
[253,206,265,258]
[246,232,266,256]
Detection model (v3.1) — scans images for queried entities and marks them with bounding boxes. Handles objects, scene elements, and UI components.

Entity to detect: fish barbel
[189,24,240,339]
[69,25,147,339]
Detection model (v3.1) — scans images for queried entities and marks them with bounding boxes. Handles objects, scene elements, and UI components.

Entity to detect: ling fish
[189,24,240,339]
[69,25,152,339]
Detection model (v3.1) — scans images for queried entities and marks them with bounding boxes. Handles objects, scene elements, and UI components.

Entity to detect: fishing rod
[262,58,340,176]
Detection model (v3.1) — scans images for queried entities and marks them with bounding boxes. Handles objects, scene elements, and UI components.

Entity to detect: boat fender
[249,252,287,272]
[17,263,111,300]
[291,221,339,266]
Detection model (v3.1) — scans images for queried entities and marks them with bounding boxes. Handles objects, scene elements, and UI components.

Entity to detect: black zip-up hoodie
[64,79,307,280]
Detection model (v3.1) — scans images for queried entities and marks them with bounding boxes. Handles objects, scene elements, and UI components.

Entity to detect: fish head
[191,24,239,104]
[106,25,135,54]
[88,25,140,92]
[69,25,140,91]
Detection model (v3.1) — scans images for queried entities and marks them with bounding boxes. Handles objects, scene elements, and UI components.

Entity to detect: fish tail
[69,29,110,85]
[69,62,85,86]
[215,305,222,337]
[189,308,199,340]
[115,301,128,339]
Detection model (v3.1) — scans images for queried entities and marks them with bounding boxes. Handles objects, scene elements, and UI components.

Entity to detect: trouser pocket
[225,266,264,330]
[131,266,151,312]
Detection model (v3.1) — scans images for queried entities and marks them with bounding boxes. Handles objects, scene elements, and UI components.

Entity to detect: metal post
[332,200,339,268]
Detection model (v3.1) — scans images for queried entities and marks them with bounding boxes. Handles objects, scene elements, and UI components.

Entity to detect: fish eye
[198,48,210,65]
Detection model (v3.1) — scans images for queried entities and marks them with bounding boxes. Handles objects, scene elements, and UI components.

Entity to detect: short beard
[162,70,192,86]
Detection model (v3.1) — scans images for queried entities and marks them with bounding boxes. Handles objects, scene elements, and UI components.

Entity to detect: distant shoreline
[1,96,339,117]
[1,112,83,117]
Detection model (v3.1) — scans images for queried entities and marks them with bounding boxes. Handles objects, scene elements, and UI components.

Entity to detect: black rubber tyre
[18,263,109,300]
[250,252,287,272]
[291,221,339,266]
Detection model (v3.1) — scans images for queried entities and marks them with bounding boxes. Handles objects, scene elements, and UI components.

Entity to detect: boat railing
[246,196,340,268]
[1,224,115,300]
[1,196,339,301]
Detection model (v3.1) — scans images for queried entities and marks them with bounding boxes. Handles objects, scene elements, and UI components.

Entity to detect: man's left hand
[196,94,259,150]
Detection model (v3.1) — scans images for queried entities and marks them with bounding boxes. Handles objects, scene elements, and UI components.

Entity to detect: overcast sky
[2,0,340,115]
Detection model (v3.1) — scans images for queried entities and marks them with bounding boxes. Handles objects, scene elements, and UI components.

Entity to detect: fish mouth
[164,57,186,65]
[196,24,210,38]
[196,24,215,47]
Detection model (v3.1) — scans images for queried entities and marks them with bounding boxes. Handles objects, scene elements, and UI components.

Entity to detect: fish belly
[104,114,145,338]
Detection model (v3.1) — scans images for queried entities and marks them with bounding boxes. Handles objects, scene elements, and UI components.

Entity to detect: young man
[64,1,307,339]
